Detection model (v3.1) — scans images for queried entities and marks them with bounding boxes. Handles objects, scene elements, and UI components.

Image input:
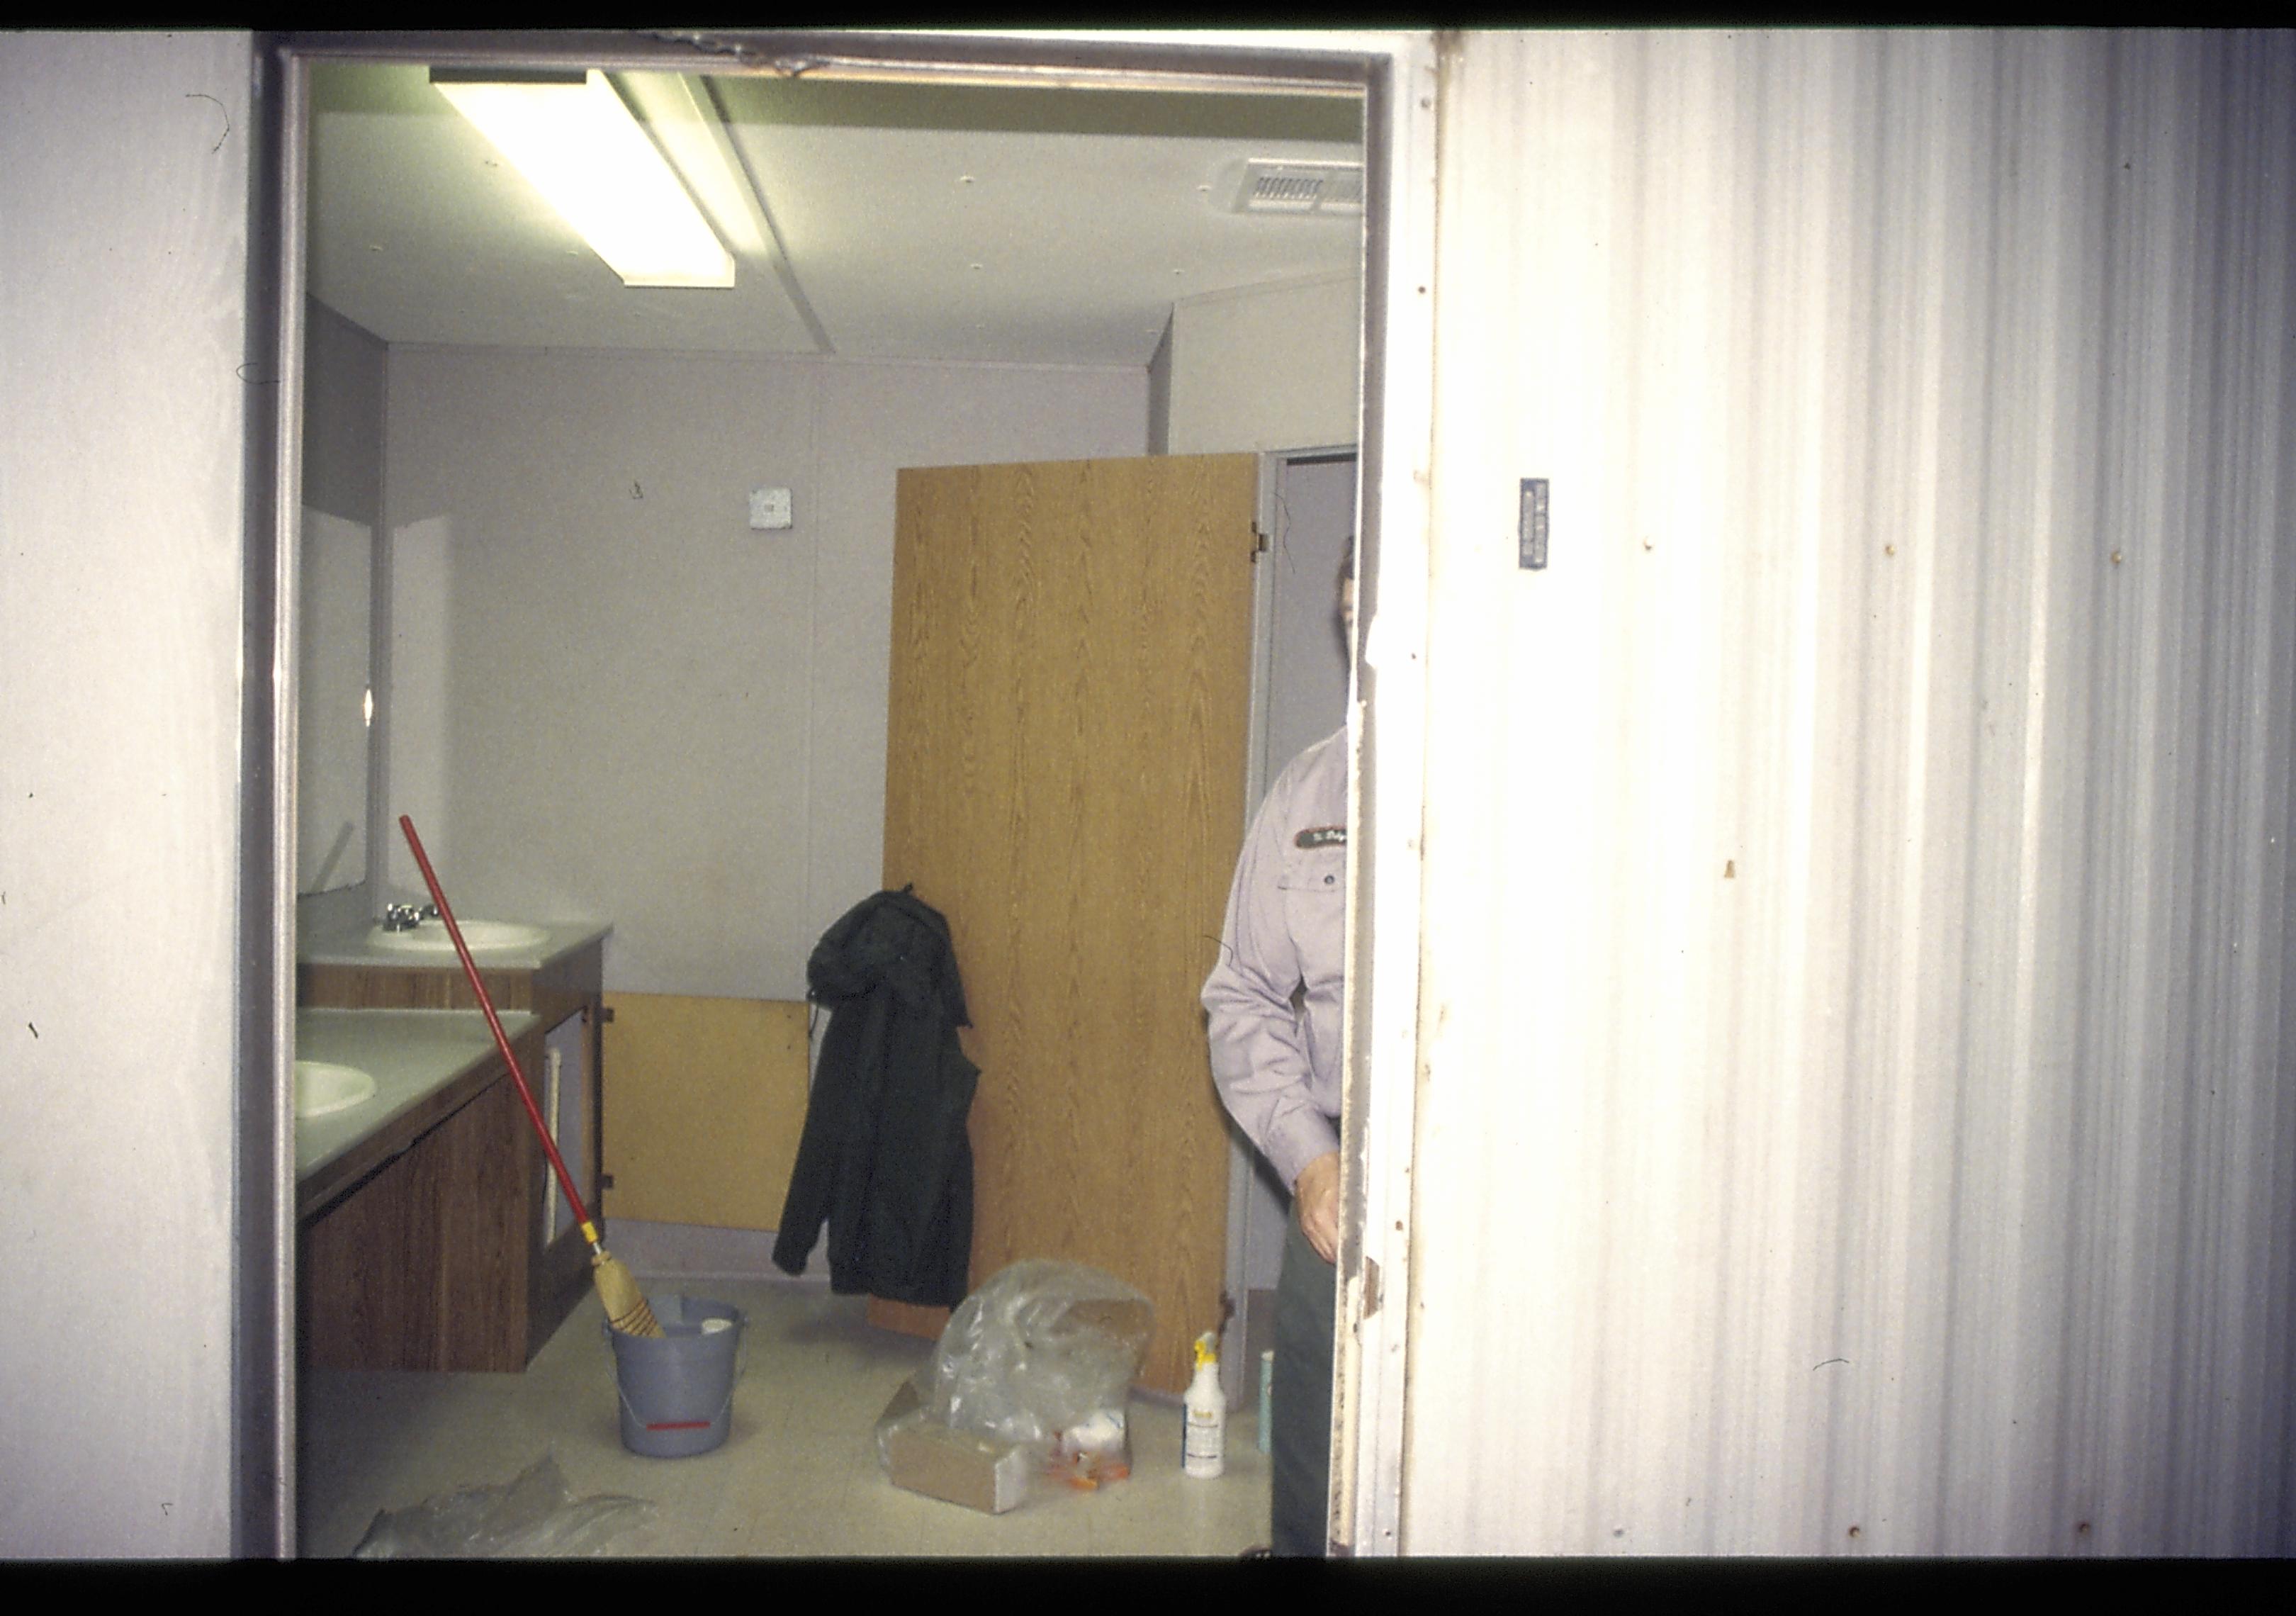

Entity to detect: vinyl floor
[297,1276,1272,1559]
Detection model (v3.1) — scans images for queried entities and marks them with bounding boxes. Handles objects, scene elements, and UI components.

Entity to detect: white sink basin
[370,919,549,955]
[295,1060,377,1118]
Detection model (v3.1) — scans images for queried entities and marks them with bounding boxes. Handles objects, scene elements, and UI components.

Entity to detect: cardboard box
[877,1381,1032,1515]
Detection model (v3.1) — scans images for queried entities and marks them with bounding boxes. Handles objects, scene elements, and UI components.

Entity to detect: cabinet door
[600,993,810,1229]
[877,452,1259,1395]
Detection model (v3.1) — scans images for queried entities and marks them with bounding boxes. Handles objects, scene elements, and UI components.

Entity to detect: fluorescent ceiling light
[432,68,734,289]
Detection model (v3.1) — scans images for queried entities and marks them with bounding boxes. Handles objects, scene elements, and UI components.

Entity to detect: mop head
[594,1251,664,1337]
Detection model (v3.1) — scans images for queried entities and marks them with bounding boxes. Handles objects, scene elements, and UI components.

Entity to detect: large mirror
[296,505,372,894]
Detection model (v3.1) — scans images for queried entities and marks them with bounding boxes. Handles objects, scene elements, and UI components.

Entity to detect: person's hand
[1294,1151,1341,1264]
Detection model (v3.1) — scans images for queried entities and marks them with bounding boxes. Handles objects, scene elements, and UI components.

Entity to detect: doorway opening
[261,26,1425,1559]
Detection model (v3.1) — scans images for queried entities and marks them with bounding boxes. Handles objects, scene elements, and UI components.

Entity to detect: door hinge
[1361,1255,1381,1319]
[1251,522,1270,556]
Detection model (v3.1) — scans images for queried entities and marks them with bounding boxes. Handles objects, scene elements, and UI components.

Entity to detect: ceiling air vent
[1232,159,1364,217]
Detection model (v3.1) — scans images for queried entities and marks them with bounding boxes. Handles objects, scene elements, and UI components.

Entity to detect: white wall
[1167,271,1362,456]
[1405,29,2296,1554]
[0,31,255,1556]
[383,347,1147,999]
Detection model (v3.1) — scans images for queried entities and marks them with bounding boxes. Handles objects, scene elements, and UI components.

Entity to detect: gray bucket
[604,1294,745,1458]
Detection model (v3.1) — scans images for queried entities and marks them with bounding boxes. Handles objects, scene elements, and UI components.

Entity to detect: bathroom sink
[295,1060,377,1118]
[370,918,549,955]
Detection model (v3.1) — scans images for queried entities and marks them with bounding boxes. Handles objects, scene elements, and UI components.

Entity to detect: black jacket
[772,887,978,1307]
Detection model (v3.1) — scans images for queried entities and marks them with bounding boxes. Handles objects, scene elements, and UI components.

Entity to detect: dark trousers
[1271,1209,1336,1556]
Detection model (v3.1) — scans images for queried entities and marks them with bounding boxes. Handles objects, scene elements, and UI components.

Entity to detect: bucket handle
[617,1379,737,1434]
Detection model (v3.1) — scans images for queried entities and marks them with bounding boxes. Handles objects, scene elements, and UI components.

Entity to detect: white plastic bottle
[1183,1330,1225,1478]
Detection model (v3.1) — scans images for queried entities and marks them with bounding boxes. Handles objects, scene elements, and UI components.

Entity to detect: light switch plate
[749,486,793,530]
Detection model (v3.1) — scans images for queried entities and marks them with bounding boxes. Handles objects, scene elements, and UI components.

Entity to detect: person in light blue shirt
[1202,550,1351,1557]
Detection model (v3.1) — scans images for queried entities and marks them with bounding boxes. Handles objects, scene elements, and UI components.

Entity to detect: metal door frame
[257,25,1437,1557]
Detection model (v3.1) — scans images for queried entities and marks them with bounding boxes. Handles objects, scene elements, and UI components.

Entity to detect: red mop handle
[398,814,597,1241]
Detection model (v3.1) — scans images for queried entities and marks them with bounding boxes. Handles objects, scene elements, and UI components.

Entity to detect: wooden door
[875,453,1259,1395]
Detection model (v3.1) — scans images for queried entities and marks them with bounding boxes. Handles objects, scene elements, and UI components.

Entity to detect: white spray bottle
[1183,1330,1225,1478]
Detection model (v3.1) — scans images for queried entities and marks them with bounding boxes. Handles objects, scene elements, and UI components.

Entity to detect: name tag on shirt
[1294,826,1346,849]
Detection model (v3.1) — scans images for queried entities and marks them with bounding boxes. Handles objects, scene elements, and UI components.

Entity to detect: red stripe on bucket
[645,1420,714,1430]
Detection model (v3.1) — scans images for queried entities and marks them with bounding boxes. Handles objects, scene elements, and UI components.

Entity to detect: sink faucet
[382,902,439,932]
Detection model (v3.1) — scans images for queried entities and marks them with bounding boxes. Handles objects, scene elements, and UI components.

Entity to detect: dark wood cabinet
[297,932,607,1371]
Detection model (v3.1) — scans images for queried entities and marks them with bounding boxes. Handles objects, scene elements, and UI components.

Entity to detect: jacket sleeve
[772,1006,849,1277]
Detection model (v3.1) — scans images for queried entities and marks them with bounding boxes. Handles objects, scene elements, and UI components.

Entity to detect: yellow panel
[600,993,810,1230]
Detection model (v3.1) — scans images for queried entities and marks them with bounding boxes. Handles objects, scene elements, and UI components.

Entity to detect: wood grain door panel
[875,453,1259,1395]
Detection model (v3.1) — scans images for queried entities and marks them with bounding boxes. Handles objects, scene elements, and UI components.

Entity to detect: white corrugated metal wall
[1402,29,2295,1554]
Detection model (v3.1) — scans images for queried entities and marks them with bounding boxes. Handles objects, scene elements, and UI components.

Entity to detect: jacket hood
[807,888,971,1026]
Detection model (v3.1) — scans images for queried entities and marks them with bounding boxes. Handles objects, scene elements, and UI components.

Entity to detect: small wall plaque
[1519,478,1549,570]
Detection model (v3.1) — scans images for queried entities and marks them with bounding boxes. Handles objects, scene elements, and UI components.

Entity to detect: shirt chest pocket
[1276,843,1344,896]
[1276,843,1345,986]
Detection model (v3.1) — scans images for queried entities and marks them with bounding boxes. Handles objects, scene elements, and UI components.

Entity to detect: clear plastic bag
[350,1453,656,1559]
[879,1259,1154,1487]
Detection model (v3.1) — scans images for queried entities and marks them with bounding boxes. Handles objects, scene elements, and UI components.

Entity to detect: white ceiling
[307,62,1366,368]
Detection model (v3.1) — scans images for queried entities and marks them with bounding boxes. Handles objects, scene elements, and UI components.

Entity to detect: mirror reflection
[296,506,371,894]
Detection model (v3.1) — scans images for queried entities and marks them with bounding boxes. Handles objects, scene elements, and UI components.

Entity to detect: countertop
[297,917,612,972]
[296,1006,537,1216]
